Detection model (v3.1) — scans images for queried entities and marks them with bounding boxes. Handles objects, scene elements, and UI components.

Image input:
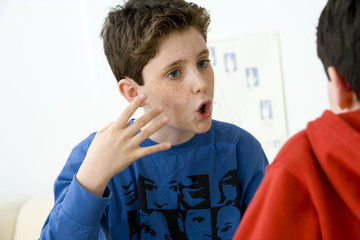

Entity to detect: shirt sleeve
[233,162,320,240]
[39,135,111,240]
[236,135,269,216]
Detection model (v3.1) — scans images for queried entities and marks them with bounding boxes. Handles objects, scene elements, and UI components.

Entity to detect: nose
[191,70,208,94]
[154,202,169,209]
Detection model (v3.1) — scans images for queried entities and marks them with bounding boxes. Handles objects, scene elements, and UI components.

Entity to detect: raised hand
[76,94,171,196]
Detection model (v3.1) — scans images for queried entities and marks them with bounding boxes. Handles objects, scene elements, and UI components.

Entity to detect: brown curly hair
[100,0,211,85]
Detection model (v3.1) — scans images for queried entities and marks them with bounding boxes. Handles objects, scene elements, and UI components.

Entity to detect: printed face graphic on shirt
[127,210,140,240]
[122,181,137,206]
[128,170,240,239]
[178,209,212,240]
[140,210,174,240]
[138,175,178,210]
[218,170,240,206]
[178,174,210,209]
[215,206,241,240]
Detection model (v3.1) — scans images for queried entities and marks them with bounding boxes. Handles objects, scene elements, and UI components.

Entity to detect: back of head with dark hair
[100,0,211,85]
[317,0,360,98]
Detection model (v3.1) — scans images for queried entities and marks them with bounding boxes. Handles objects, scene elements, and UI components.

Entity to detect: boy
[233,0,360,239]
[39,0,268,239]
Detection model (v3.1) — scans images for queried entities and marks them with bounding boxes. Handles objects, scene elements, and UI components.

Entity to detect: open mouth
[199,104,206,114]
[196,100,212,120]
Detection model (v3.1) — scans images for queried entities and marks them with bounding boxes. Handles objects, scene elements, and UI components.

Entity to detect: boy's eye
[168,70,180,79]
[197,60,210,69]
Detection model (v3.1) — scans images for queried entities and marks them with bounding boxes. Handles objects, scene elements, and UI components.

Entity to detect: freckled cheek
[207,73,215,96]
[156,82,184,101]
[165,91,186,110]
[209,81,215,96]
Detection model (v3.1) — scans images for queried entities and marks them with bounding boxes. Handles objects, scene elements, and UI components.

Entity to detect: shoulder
[72,132,96,153]
[54,132,98,189]
[275,129,311,161]
[66,132,97,164]
[211,119,262,147]
[271,129,313,178]
[210,120,268,165]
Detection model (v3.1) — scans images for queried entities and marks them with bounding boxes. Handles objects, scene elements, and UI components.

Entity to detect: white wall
[0,0,328,198]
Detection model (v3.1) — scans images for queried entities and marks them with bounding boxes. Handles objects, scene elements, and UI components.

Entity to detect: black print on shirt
[122,181,137,206]
[137,175,178,210]
[125,170,240,240]
[211,206,241,240]
[139,209,174,240]
[218,169,240,207]
[178,174,210,210]
[127,210,140,240]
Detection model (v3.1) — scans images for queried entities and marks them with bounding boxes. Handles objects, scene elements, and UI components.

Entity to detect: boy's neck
[148,125,196,146]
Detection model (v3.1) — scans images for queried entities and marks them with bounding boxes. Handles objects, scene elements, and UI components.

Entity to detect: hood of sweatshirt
[306,109,360,219]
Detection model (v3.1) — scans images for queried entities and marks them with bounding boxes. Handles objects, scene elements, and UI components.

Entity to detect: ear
[118,77,141,103]
[327,66,354,110]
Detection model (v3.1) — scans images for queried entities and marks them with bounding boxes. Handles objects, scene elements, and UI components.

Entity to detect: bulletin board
[208,31,288,162]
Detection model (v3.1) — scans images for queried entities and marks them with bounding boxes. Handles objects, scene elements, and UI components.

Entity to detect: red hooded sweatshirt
[233,110,360,239]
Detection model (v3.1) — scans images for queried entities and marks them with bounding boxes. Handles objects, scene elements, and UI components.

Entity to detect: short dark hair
[100,0,211,85]
[317,0,360,98]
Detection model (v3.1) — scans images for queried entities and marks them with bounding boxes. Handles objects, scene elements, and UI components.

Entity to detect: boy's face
[139,27,214,140]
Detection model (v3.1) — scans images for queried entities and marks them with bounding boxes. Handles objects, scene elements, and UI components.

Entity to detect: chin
[195,119,212,134]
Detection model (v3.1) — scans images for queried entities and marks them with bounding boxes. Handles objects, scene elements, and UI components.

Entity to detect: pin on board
[209,31,288,162]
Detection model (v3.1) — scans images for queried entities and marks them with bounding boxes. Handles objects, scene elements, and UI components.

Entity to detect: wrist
[76,165,111,197]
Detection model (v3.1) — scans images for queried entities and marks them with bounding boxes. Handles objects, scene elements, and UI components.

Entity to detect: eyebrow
[144,178,155,184]
[161,48,210,71]
[122,181,134,189]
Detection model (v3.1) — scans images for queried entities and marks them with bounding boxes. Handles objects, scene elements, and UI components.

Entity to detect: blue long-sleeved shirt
[39,119,268,239]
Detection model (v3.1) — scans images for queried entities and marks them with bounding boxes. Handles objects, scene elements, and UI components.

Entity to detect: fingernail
[139,94,146,101]
[156,106,164,112]
[162,116,168,123]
